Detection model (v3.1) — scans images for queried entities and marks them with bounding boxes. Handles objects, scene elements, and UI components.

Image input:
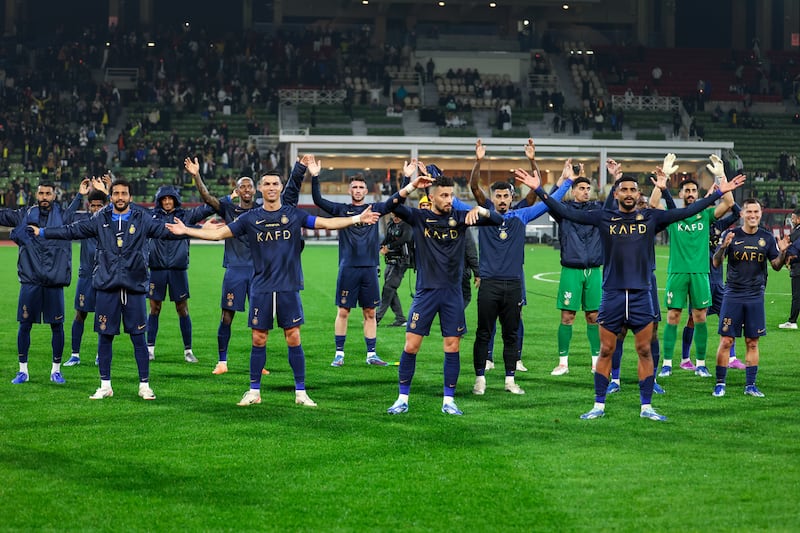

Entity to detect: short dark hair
[490,181,515,195]
[349,174,367,184]
[794,207,800,216]
[88,190,107,203]
[111,178,131,194]
[743,197,762,209]
[38,181,55,190]
[572,177,591,188]
[616,175,638,186]
[259,171,283,185]
[680,179,699,191]
[432,176,454,188]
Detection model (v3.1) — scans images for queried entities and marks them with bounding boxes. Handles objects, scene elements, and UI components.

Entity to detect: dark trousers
[473,279,522,373]
[376,262,408,323]
[790,275,800,322]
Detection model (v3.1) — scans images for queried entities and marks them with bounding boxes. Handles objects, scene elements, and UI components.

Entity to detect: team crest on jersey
[129,224,136,234]
[563,291,572,306]
[722,323,729,333]
[636,213,644,220]
[448,218,457,227]
[340,297,347,304]
[758,238,766,247]
[252,317,259,326]
[79,294,85,307]
[98,315,107,331]
[281,215,289,225]
[499,229,508,240]
[226,292,234,306]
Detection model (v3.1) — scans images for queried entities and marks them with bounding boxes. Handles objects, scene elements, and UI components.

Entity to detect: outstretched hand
[707,154,725,177]
[662,153,679,176]
[307,157,321,176]
[718,173,746,193]
[358,205,381,225]
[524,138,535,160]
[650,167,668,189]
[475,138,485,161]
[78,178,91,195]
[513,168,541,190]
[465,206,483,225]
[165,218,188,235]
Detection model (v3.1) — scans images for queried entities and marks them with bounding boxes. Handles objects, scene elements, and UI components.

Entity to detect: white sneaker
[516,360,528,372]
[550,364,569,376]
[138,385,156,400]
[778,321,798,330]
[505,382,526,395]
[295,390,317,407]
[472,375,486,395]
[89,387,114,400]
[147,346,155,361]
[485,360,495,371]
[237,389,262,406]
[184,349,198,363]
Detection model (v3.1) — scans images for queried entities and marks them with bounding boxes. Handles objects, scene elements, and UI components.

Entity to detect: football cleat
[744,385,765,397]
[712,384,726,397]
[778,321,797,329]
[694,366,712,378]
[64,355,81,367]
[50,372,66,384]
[11,372,29,384]
[184,350,198,363]
[653,382,666,395]
[485,360,495,371]
[504,383,525,395]
[386,399,409,414]
[366,354,388,366]
[138,385,156,400]
[472,376,486,395]
[606,381,621,394]
[295,391,317,407]
[580,407,605,420]
[728,359,746,370]
[330,354,344,367]
[89,387,114,400]
[640,407,667,421]
[212,362,228,375]
[679,359,696,371]
[550,364,569,376]
[237,389,262,406]
[658,365,672,377]
[515,360,528,372]
[441,402,463,416]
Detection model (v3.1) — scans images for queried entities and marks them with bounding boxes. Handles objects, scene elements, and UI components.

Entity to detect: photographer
[376,210,415,327]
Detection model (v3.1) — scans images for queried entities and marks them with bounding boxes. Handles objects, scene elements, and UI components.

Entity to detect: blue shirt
[386,192,503,289]
[217,197,255,269]
[226,205,316,293]
[718,227,779,300]
[537,187,725,291]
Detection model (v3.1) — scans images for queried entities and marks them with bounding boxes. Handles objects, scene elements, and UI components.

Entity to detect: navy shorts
[95,290,148,336]
[708,281,725,316]
[335,266,380,309]
[220,266,253,312]
[18,284,64,324]
[718,297,766,338]
[74,276,97,313]
[148,269,190,302]
[406,286,467,337]
[249,291,304,331]
[597,288,655,335]
[649,272,661,323]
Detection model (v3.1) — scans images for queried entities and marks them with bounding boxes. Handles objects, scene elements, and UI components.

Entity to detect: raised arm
[649,166,669,209]
[712,230,733,269]
[469,139,488,206]
[185,156,221,212]
[520,138,540,206]
[514,168,598,226]
[282,155,310,207]
[512,175,573,224]
[707,154,736,219]
[656,175,746,230]
[314,205,380,230]
[309,156,341,215]
[772,235,791,271]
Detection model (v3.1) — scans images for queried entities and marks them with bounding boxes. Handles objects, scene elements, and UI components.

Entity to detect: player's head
[489,181,515,214]
[36,181,55,210]
[792,206,800,226]
[259,171,284,202]
[155,186,182,213]
[614,175,640,212]
[571,177,592,203]
[418,195,431,210]
[429,176,454,215]
[741,198,763,230]
[348,175,368,204]
[236,176,255,204]
[636,195,648,210]
[679,179,700,204]
[110,178,132,213]
[87,189,108,214]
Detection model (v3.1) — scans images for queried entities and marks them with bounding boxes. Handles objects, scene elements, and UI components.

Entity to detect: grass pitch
[0,242,798,531]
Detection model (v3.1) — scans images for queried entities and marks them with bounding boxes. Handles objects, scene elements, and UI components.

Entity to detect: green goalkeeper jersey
[666,206,716,273]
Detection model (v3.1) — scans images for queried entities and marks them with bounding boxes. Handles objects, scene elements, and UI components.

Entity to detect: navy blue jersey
[148,204,214,270]
[42,206,179,293]
[311,176,393,267]
[0,194,82,287]
[455,179,572,280]
[708,205,741,287]
[719,227,779,300]
[552,199,604,269]
[217,197,255,268]
[75,211,99,278]
[537,187,725,291]
[226,206,316,293]
[387,193,503,289]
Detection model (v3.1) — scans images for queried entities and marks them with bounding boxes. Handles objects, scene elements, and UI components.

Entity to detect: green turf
[0,242,798,531]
